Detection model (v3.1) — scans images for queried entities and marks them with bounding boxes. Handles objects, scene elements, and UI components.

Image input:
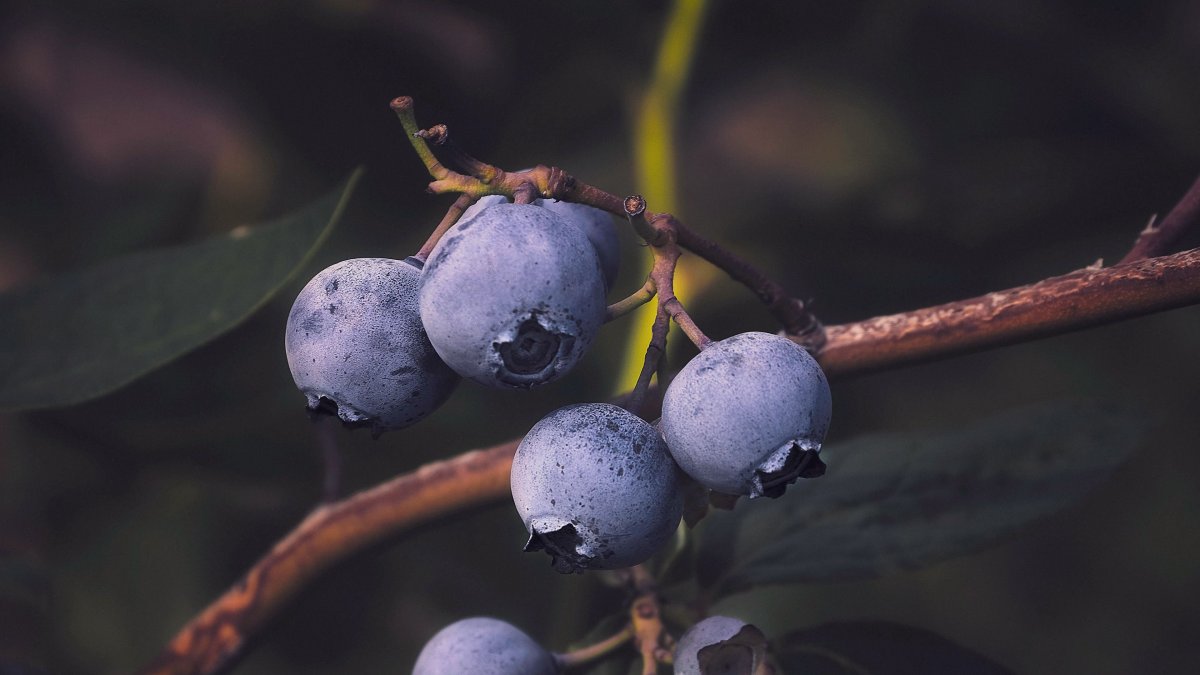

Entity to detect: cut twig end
[624,195,647,218]
[416,124,449,145]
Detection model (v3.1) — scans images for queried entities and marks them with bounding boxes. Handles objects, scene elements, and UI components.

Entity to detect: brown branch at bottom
[138,246,1200,675]
[136,441,517,675]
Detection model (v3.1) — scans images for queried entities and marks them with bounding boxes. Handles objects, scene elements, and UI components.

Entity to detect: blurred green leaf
[0,169,362,411]
[694,401,1145,597]
[773,621,1012,674]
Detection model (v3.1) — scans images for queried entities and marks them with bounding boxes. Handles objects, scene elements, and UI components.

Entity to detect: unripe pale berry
[419,203,606,388]
[674,616,760,675]
[411,617,556,675]
[459,195,620,291]
[284,257,458,434]
[660,331,831,498]
[511,403,683,573]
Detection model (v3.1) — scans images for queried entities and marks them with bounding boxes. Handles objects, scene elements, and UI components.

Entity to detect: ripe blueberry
[411,617,556,675]
[674,616,761,675]
[660,332,831,498]
[419,203,607,388]
[459,195,620,291]
[285,257,458,434]
[511,403,683,573]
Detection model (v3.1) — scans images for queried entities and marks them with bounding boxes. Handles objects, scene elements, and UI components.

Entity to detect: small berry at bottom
[412,617,556,675]
[674,616,757,675]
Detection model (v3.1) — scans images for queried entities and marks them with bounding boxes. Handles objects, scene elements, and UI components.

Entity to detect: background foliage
[1,1,1199,673]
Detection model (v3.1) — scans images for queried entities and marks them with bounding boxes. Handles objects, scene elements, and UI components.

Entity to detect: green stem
[607,280,658,322]
[389,97,449,180]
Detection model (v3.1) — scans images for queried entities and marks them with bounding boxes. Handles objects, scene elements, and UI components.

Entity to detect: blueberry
[511,403,683,573]
[660,332,831,498]
[284,257,459,434]
[459,195,620,291]
[455,193,507,224]
[411,617,557,675]
[673,616,760,675]
[419,203,607,388]
[536,199,620,291]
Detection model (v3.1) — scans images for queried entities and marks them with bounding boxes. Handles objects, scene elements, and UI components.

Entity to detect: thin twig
[624,303,670,417]
[1119,173,1200,264]
[416,124,500,183]
[554,626,635,670]
[414,193,475,262]
[607,279,658,322]
[393,96,820,342]
[314,415,341,503]
[673,219,825,350]
[389,97,450,181]
[627,564,669,675]
[644,215,711,350]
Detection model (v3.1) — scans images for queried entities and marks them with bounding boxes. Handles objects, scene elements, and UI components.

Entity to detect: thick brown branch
[816,247,1200,377]
[137,441,517,675]
[1119,174,1200,264]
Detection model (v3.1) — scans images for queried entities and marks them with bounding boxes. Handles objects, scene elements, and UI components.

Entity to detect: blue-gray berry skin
[411,617,556,675]
[660,332,831,498]
[511,403,683,573]
[456,194,506,224]
[673,616,753,675]
[284,257,459,434]
[419,203,606,388]
[459,195,620,291]
[536,199,620,291]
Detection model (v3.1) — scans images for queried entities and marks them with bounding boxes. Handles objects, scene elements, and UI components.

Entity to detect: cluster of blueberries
[284,196,831,673]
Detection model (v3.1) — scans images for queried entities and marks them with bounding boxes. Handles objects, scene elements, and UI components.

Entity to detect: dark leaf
[773,621,1012,675]
[0,169,362,410]
[695,400,1144,596]
[0,552,48,666]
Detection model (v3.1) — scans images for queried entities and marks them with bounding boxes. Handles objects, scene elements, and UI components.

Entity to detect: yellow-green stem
[617,0,711,392]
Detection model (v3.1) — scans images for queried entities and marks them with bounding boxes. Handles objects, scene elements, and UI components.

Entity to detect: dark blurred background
[1,1,1199,673]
